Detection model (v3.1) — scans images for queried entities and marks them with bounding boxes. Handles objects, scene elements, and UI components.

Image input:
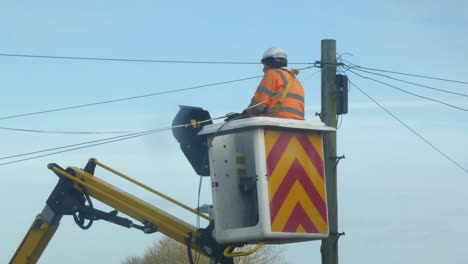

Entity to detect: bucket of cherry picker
[198,116,335,244]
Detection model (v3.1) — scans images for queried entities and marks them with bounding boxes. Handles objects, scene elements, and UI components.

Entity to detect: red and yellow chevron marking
[265,129,328,233]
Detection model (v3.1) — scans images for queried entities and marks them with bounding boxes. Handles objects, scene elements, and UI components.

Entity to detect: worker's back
[261,68,304,120]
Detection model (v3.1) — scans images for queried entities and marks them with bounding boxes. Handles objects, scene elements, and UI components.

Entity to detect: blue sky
[1,1,468,263]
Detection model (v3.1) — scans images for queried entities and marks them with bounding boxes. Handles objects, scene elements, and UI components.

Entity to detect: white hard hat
[261,47,288,61]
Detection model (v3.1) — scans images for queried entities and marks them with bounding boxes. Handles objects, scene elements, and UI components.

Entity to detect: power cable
[348,79,468,175]
[0,65,319,122]
[0,69,313,166]
[0,116,225,166]
[347,69,468,112]
[300,68,324,84]
[0,52,314,65]
[353,67,468,98]
[0,130,163,166]
[336,114,344,129]
[341,60,468,85]
[359,66,468,85]
[0,126,131,134]
[0,75,263,121]
[0,129,162,162]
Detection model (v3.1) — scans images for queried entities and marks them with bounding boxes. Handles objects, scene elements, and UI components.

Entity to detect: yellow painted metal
[264,129,281,156]
[223,242,265,257]
[93,159,211,221]
[50,166,202,249]
[308,134,325,161]
[10,215,58,264]
[191,119,197,128]
[265,130,328,234]
[271,182,327,233]
[268,135,325,201]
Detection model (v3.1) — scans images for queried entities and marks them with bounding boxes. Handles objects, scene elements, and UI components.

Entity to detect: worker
[245,47,305,120]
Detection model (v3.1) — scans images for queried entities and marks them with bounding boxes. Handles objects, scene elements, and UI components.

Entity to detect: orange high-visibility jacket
[246,68,305,120]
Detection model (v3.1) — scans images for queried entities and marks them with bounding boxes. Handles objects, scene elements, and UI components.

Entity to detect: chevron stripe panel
[265,129,328,233]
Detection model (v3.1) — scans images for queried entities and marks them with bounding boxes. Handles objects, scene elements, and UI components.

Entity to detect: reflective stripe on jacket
[246,68,305,120]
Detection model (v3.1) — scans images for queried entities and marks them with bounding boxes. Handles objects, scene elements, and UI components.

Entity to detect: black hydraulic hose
[185,233,195,264]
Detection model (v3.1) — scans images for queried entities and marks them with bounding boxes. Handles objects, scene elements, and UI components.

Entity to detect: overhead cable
[348,69,468,112]
[0,65,318,122]
[0,75,263,121]
[0,52,314,65]
[348,79,468,175]
[0,91,291,166]
[342,61,468,85]
[0,130,161,166]
[0,129,163,161]
[0,116,225,166]
[300,68,325,84]
[352,68,468,98]
[0,126,131,134]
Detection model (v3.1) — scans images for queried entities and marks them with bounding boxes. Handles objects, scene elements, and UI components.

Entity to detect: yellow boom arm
[10,159,231,264]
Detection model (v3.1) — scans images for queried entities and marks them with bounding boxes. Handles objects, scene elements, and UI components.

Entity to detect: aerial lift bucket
[173,106,335,244]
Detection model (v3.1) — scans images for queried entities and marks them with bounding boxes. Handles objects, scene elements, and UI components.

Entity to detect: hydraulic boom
[10,158,231,264]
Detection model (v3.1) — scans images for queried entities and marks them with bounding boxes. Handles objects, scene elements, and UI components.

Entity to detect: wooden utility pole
[320,39,339,264]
